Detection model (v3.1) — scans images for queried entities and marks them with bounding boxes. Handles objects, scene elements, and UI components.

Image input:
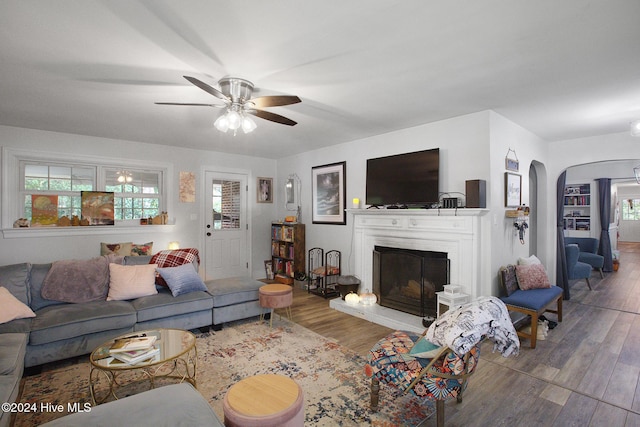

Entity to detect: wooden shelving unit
[271,222,305,283]
[563,183,591,236]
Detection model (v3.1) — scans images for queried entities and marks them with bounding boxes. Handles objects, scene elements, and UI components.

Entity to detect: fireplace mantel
[330,208,489,331]
[349,208,488,302]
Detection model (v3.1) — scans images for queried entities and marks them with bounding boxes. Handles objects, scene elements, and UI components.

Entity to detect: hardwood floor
[291,242,640,426]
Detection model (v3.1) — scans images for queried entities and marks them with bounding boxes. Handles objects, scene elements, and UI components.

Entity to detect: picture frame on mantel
[312,161,346,225]
[504,172,522,207]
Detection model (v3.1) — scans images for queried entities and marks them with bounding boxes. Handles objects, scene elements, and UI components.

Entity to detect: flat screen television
[366,148,439,207]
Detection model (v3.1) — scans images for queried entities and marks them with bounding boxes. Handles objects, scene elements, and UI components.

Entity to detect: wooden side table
[436,291,470,317]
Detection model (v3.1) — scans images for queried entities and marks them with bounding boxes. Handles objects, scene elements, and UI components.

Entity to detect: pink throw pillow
[515,264,551,290]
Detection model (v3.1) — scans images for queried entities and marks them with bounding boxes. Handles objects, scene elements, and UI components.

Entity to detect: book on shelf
[111,346,160,365]
[109,335,157,353]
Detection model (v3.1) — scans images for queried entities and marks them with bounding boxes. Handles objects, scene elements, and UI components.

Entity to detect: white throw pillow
[107,263,158,301]
[0,286,36,324]
[517,255,542,265]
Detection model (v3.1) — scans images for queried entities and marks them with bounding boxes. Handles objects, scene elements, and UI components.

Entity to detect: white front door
[203,171,249,280]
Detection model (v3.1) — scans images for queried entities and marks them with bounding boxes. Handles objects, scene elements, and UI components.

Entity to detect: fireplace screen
[373,246,449,317]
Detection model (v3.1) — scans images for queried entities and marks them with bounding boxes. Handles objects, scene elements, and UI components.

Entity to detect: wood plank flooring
[291,242,640,426]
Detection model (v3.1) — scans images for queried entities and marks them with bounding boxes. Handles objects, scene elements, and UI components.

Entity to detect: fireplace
[373,246,449,317]
[329,209,487,333]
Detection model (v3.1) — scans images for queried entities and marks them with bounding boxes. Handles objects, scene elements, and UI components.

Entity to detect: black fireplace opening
[373,246,449,318]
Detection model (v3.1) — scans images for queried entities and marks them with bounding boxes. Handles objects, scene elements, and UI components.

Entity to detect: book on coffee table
[111,347,160,365]
[109,335,157,353]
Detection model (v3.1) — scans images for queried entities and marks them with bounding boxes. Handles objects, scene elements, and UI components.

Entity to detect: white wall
[276,111,494,292]
[0,125,277,279]
[487,112,549,293]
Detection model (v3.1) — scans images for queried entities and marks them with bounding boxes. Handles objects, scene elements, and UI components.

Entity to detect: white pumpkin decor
[344,292,360,306]
[360,291,377,306]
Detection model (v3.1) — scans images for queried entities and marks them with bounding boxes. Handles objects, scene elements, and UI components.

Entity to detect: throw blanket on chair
[41,255,113,303]
[426,296,520,358]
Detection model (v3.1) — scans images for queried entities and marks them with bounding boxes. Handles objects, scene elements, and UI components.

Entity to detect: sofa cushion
[0,262,30,305]
[29,300,136,345]
[150,248,200,287]
[41,256,111,303]
[100,241,133,256]
[515,264,551,290]
[131,241,153,256]
[157,263,207,297]
[205,276,263,308]
[131,288,213,322]
[123,255,153,266]
[29,263,66,311]
[0,287,36,324]
[106,263,158,301]
[0,333,27,375]
[0,318,31,334]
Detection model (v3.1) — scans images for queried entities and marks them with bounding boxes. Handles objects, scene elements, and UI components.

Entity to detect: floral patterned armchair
[365,297,519,427]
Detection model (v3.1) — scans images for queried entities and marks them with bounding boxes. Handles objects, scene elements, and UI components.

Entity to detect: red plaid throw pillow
[150,248,200,287]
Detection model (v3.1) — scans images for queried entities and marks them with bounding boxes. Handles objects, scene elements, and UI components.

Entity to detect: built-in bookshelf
[271,222,305,282]
[563,183,591,235]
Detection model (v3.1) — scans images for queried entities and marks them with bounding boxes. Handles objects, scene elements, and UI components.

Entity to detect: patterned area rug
[14,319,433,426]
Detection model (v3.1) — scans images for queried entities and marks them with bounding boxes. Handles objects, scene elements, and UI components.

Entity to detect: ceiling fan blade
[183,76,229,101]
[249,109,298,126]
[155,102,222,107]
[250,95,301,108]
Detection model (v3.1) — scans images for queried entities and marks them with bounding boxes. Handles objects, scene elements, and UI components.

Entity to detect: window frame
[2,147,171,232]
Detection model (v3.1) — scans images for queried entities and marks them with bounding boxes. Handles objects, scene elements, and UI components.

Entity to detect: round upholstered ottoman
[223,374,304,427]
[259,284,293,328]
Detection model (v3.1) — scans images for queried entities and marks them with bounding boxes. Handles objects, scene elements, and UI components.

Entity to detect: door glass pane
[212,179,241,230]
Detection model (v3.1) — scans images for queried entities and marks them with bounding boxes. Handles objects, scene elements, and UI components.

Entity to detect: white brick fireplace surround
[330,208,488,333]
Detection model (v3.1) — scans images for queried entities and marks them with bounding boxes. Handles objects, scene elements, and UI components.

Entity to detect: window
[105,169,162,220]
[19,160,164,223]
[211,179,241,230]
[622,198,640,221]
[22,163,95,220]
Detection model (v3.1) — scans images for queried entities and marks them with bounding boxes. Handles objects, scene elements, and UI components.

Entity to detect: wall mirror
[285,173,301,212]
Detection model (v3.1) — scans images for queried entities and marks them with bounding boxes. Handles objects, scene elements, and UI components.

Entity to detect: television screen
[365,148,439,207]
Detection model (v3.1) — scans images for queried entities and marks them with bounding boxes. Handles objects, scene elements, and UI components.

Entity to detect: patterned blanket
[425,296,520,357]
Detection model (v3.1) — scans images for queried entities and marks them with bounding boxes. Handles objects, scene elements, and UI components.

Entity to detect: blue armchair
[565,244,593,290]
[564,237,605,278]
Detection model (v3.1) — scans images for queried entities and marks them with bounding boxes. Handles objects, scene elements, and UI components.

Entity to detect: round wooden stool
[223,374,304,427]
[259,284,293,328]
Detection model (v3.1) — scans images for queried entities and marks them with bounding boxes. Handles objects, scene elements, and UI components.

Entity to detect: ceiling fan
[156,76,301,134]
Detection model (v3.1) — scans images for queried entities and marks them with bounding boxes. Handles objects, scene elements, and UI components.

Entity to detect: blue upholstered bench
[498,265,563,349]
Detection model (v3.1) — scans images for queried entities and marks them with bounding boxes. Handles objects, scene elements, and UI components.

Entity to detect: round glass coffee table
[89,329,197,404]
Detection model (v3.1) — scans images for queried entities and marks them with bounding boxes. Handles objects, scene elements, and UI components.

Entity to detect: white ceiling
[1,1,640,159]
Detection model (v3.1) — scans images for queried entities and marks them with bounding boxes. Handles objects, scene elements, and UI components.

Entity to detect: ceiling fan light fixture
[631,119,640,137]
[242,115,257,134]
[214,113,230,132]
[227,110,242,130]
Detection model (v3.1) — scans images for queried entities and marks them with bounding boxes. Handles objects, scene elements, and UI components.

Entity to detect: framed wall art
[504,172,522,207]
[81,191,114,225]
[257,177,273,203]
[312,161,346,225]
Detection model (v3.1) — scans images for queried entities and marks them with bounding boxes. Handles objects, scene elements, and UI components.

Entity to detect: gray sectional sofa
[0,255,265,427]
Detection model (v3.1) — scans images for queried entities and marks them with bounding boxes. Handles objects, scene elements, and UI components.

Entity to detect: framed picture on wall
[504,172,522,207]
[257,177,273,203]
[312,161,346,225]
